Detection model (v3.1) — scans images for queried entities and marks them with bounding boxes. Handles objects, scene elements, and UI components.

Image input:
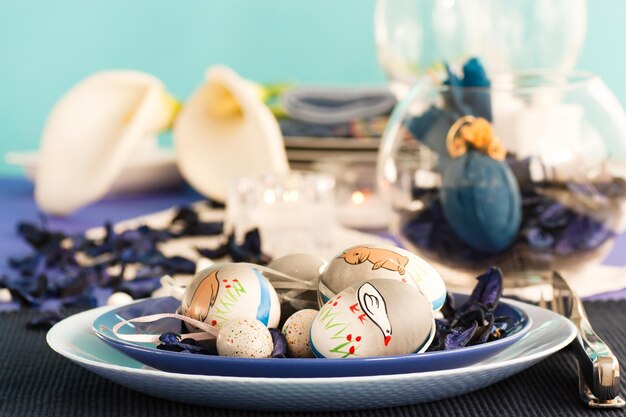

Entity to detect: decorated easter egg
[268,253,326,282]
[216,318,274,358]
[281,309,318,358]
[440,152,522,253]
[319,244,446,311]
[179,263,280,331]
[310,279,435,358]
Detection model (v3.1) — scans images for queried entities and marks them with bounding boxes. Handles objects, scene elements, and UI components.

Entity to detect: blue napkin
[281,86,396,124]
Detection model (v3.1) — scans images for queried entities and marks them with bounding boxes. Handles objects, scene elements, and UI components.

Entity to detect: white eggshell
[310,279,435,358]
[281,309,318,358]
[320,244,447,311]
[268,253,326,282]
[216,318,274,358]
[180,263,280,330]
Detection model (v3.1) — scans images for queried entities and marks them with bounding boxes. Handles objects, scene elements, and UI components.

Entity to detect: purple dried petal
[524,227,554,249]
[467,267,503,310]
[156,343,186,352]
[171,207,198,225]
[38,298,63,313]
[177,338,208,354]
[170,206,223,237]
[425,326,447,352]
[444,321,478,350]
[241,229,262,255]
[162,256,196,274]
[159,332,180,344]
[87,286,114,307]
[197,244,230,259]
[27,310,64,330]
[538,203,570,229]
[17,221,65,251]
[479,325,496,343]
[269,328,287,358]
[554,215,614,255]
[118,276,162,299]
[453,304,487,330]
[193,222,224,236]
[440,291,456,319]
[157,332,210,354]
[228,230,272,265]
[470,311,494,345]
[0,300,21,313]
[582,225,614,251]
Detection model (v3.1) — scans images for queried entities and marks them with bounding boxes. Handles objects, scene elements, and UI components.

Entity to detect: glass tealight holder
[225,172,336,258]
[313,158,390,230]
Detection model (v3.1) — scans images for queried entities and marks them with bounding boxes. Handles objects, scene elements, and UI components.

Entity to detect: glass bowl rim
[414,69,599,95]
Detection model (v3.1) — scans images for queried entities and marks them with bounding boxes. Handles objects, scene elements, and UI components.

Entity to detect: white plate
[5,149,183,196]
[47,300,576,412]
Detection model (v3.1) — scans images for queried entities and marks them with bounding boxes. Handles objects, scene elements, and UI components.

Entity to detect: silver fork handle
[571,300,622,401]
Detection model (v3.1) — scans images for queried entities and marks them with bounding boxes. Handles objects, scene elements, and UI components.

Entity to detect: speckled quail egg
[281,309,318,358]
[216,318,274,358]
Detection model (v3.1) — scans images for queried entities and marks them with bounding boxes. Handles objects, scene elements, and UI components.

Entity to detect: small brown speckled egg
[281,309,318,358]
[216,318,274,358]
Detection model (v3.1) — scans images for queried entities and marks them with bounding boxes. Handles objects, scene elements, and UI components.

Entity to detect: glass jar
[375,0,587,98]
[377,69,626,287]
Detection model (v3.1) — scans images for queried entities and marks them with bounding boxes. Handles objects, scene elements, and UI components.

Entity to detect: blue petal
[269,328,287,358]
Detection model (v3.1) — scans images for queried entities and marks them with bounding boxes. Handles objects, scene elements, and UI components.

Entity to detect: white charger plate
[47,299,576,412]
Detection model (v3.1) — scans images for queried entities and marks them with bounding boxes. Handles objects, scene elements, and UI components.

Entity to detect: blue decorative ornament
[440,152,522,253]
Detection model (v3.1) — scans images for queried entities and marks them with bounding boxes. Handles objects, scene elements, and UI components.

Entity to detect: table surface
[1,176,625,416]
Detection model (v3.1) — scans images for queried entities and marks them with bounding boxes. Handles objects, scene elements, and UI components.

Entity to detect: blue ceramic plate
[93,295,531,378]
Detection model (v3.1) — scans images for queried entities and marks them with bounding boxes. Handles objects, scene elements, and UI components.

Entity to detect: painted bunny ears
[35,66,289,215]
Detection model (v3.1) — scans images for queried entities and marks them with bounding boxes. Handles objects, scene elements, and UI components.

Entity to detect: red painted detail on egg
[346,334,352,341]
[349,346,355,354]
[384,335,391,346]
[356,336,362,342]
[211,320,217,326]
[225,285,231,288]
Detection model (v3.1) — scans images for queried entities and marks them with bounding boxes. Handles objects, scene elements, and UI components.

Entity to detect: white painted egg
[268,253,326,282]
[216,318,274,358]
[310,279,435,358]
[319,244,447,311]
[179,263,280,331]
[281,309,318,358]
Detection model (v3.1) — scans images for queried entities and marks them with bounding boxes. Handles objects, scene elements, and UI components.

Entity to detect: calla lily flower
[35,71,179,215]
[174,66,289,202]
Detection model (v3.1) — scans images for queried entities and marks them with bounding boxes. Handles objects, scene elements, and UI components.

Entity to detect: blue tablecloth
[1,176,625,300]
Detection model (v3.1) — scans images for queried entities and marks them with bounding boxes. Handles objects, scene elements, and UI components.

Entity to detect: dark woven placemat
[1,301,624,417]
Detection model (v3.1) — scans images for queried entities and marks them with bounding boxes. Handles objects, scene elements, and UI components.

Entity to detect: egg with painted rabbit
[179,263,281,331]
[310,279,435,358]
[319,244,447,311]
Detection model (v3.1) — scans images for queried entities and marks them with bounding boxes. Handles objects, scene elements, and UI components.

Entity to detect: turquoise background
[0,0,624,176]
